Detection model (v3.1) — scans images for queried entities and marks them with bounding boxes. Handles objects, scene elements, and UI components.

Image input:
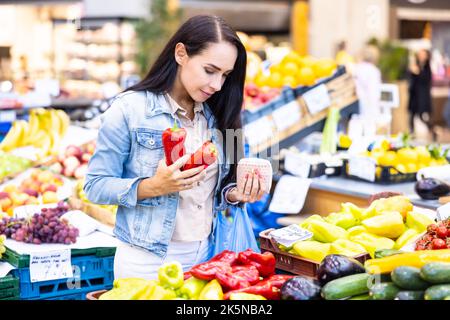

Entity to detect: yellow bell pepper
[293,240,331,262]
[99,278,158,300]
[406,211,435,232]
[347,225,367,236]
[325,212,358,229]
[197,279,223,300]
[147,284,177,300]
[340,202,364,221]
[177,276,208,300]
[330,239,367,257]
[394,228,420,250]
[299,214,325,229]
[365,249,450,274]
[305,220,348,243]
[349,232,395,258]
[371,196,413,220]
[361,211,405,239]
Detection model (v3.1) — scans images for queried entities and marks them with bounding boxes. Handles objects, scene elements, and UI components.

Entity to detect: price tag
[244,116,274,146]
[284,151,311,178]
[269,175,312,214]
[302,84,331,115]
[272,100,301,132]
[269,224,313,248]
[437,203,450,221]
[29,249,73,283]
[0,110,16,122]
[348,156,376,182]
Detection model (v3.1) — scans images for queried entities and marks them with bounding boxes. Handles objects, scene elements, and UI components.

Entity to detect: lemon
[415,146,431,165]
[267,72,283,88]
[395,164,407,173]
[297,67,316,86]
[380,139,391,151]
[282,75,297,87]
[282,51,302,66]
[281,62,300,77]
[339,134,352,148]
[405,163,418,173]
[397,148,418,165]
[378,151,397,167]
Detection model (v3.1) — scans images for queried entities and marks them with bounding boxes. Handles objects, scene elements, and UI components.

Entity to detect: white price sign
[437,203,450,221]
[348,156,377,182]
[269,175,312,214]
[284,151,311,178]
[244,117,274,146]
[269,224,313,248]
[29,249,73,283]
[272,100,301,132]
[302,84,331,115]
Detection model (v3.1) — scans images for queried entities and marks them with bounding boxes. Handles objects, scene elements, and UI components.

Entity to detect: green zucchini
[369,282,401,300]
[420,263,450,284]
[321,273,371,300]
[391,266,430,290]
[395,290,424,300]
[348,293,371,300]
[424,284,450,300]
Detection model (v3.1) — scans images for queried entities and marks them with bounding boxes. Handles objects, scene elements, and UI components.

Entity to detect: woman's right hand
[140,154,207,198]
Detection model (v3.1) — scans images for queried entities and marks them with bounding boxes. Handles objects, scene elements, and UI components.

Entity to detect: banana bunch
[0,108,70,159]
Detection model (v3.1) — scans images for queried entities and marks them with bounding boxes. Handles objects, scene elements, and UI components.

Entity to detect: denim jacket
[83,90,236,258]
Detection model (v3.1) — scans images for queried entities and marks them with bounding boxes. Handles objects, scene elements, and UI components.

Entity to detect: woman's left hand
[226,170,266,204]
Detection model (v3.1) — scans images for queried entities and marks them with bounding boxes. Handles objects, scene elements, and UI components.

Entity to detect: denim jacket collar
[145,91,215,126]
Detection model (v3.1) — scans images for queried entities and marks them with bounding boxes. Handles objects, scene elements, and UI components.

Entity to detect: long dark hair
[127,15,246,187]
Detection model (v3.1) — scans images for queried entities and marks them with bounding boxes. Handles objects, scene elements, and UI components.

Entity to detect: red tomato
[432,238,447,250]
[437,226,448,239]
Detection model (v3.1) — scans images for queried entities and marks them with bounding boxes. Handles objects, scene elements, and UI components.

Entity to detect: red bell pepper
[223,274,294,300]
[215,265,260,292]
[189,250,238,281]
[210,250,238,264]
[237,249,276,277]
[162,121,186,166]
[183,271,192,280]
[182,141,218,171]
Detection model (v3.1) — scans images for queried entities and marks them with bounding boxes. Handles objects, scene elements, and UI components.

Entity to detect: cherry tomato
[432,238,447,250]
[437,226,448,239]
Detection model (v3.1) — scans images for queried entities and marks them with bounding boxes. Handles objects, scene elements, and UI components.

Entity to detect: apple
[63,167,75,177]
[11,193,29,206]
[63,156,81,171]
[42,191,58,204]
[85,142,96,154]
[81,153,92,163]
[25,196,39,205]
[245,83,259,97]
[0,193,12,211]
[74,164,88,179]
[49,162,63,174]
[40,183,58,193]
[65,145,82,159]
[57,153,66,164]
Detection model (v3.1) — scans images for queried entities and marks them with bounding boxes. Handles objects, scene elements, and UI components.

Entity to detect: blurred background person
[352,45,382,136]
[408,49,433,135]
[335,40,355,73]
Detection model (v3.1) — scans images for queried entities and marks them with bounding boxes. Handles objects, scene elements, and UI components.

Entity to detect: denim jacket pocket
[136,129,164,168]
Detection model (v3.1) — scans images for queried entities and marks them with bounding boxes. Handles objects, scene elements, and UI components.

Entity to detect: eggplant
[280,276,322,300]
[415,178,450,200]
[317,254,365,286]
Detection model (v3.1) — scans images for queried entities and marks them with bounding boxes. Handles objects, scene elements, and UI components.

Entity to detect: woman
[83,15,266,280]
[408,49,433,134]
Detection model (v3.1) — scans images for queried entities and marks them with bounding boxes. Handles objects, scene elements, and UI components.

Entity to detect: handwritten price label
[29,249,73,283]
[348,156,377,182]
[302,84,331,115]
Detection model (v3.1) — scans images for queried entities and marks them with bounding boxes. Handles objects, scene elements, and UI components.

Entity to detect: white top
[164,94,219,242]
[353,61,382,119]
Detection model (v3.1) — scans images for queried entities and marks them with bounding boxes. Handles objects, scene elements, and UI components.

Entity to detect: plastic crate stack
[3,247,115,300]
[0,275,20,300]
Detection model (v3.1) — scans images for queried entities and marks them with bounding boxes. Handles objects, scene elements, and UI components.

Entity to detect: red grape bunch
[0,201,79,245]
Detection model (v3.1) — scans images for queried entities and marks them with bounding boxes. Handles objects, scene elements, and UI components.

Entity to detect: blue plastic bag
[208,204,260,259]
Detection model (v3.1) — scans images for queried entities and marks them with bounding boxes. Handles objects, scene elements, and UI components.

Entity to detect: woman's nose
[209,75,222,92]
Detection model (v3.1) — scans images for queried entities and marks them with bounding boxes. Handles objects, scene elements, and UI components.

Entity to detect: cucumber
[348,293,371,300]
[391,266,430,290]
[321,273,371,300]
[395,290,424,300]
[369,282,401,300]
[420,263,450,284]
[424,284,450,300]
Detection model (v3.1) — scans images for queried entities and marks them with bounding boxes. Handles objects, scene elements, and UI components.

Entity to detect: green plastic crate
[0,275,20,300]
[3,247,116,268]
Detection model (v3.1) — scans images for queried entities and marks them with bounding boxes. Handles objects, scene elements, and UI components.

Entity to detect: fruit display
[0,108,70,160]
[243,84,281,111]
[49,141,96,179]
[0,201,79,244]
[0,168,65,216]
[249,51,337,89]
[99,249,294,300]
[0,152,33,183]
[364,144,448,175]
[75,179,117,215]
[276,196,434,261]
[415,219,450,251]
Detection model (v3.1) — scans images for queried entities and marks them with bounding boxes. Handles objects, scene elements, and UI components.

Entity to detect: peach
[25,196,39,205]
[81,153,92,163]
[37,170,54,184]
[21,177,35,189]
[11,193,29,206]
[63,156,81,170]
[49,162,63,174]
[30,169,40,180]
[42,191,58,204]
[42,183,57,193]
[0,197,12,211]
[3,185,19,194]
[64,145,82,159]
